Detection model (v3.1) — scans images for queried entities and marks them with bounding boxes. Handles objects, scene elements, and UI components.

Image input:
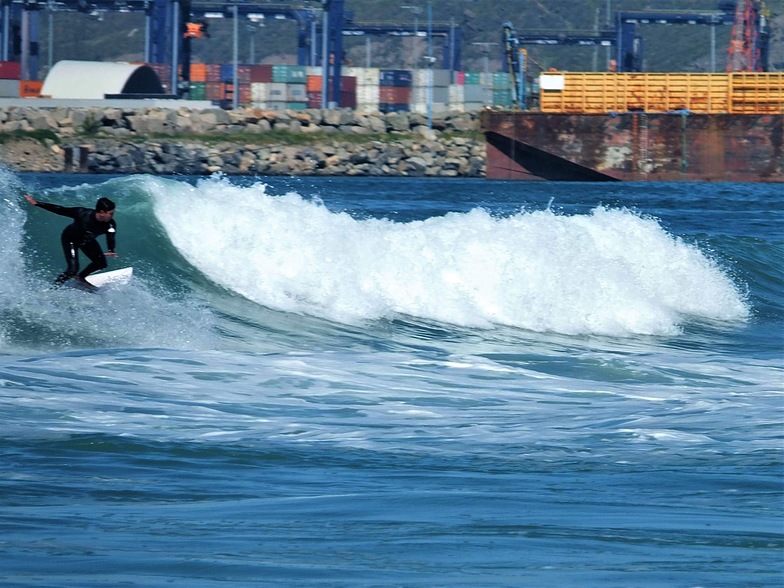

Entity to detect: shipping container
[220,64,251,83]
[412,68,452,88]
[267,83,287,101]
[492,89,513,106]
[249,64,273,83]
[464,84,487,103]
[493,72,511,89]
[189,81,206,100]
[464,72,481,85]
[343,66,380,86]
[205,82,226,101]
[380,69,412,87]
[205,64,222,82]
[0,61,21,80]
[379,86,411,104]
[0,79,20,96]
[190,63,208,82]
[448,84,464,105]
[272,65,306,84]
[286,84,307,102]
[379,103,409,113]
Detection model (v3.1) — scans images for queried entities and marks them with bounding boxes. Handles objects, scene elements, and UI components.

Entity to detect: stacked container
[137,63,506,111]
[345,66,380,112]
[378,69,412,113]
[463,71,487,109]
[411,69,453,114]
[0,62,20,97]
[248,64,308,110]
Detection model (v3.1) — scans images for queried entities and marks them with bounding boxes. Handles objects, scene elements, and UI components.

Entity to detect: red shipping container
[205,82,226,101]
[379,86,410,104]
[0,61,21,80]
[205,64,222,82]
[341,76,357,91]
[238,83,251,105]
[307,91,322,109]
[456,71,466,85]
[340,90,357,109]
[249,64,273,83]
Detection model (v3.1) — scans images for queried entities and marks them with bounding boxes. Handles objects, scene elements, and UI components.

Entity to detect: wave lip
[149,176,749,337]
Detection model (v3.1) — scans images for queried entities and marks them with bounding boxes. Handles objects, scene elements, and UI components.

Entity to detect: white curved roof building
[41,60,166,99]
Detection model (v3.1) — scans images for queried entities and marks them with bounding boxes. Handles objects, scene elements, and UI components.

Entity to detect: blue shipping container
[379,69,412,87]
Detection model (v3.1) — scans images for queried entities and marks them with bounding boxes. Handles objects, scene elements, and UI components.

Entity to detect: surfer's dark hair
[96,197,115,212]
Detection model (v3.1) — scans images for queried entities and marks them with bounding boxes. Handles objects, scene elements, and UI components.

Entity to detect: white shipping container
[286,84,307,101]
[448,84,464,105]
[250,82,269,102]
[412,86,449,104]
[463,102,486,112]
[267,83,287,101]
[412,68,451,88]
[343,66,380,86]
[409,101,450,115]
[355,101,380,113]
[464,84,488,103]
[356,84,379,104]
[250,101,288,112]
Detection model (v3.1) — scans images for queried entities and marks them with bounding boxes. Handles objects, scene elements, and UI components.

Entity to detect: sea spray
[148,175,749,336]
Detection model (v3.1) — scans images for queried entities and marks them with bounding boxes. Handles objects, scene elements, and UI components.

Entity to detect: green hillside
[42,0,783,75]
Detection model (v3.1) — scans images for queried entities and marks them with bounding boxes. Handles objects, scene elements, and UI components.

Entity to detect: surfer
[24,194,118,288]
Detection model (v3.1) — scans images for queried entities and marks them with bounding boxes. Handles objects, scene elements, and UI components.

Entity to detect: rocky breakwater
[0,105,485,177]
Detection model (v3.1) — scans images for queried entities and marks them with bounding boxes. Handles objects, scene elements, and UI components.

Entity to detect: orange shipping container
[190,63,208,82]
[19,80,42,97]
[306,75,321,92]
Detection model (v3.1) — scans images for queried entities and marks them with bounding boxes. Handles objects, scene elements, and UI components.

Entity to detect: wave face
[1,173,770,354]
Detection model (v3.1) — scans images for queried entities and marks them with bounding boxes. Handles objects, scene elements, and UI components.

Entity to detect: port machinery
[503,0,770,78]
[0,0,462,103]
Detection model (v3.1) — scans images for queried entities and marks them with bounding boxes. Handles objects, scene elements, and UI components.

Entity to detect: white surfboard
[88,267,133,288]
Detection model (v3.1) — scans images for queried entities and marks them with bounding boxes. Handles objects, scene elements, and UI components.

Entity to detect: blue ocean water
[0,170,781,587]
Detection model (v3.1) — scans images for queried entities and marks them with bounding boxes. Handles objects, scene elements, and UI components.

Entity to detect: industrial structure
[0,0,461,106]
[484,0,782,183]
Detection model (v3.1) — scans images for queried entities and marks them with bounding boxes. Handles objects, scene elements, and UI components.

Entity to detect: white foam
[149,176,749,337]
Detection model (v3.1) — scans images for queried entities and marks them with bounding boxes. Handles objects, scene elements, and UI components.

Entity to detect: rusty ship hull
[481,111,784,182]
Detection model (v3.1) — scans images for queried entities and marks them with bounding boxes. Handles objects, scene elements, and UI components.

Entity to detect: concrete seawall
[0,106,486,177]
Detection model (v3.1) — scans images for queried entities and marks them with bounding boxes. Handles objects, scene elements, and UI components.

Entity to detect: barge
[481,72,784,182]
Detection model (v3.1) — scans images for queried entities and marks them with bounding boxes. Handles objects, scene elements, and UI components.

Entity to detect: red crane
[726,0,767,72]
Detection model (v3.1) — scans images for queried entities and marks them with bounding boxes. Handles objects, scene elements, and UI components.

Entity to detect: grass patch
[0,129,61,145]
[125,129,481,146]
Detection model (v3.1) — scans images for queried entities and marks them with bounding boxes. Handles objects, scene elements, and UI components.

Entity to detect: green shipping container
[493,72,511,88]
[492,89,513,106]
[189,82,206,100]
[272,65,307,84]
[464,72,481,85]
[285,101,308,110]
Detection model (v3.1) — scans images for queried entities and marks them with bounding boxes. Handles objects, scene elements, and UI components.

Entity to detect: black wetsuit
[35,202,116,283]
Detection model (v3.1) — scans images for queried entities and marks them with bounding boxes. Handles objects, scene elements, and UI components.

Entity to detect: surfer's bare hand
[105,252,118,258]
[23,194,37,206]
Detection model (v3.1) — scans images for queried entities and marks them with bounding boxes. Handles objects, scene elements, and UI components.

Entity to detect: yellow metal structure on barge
[482,72,784,182]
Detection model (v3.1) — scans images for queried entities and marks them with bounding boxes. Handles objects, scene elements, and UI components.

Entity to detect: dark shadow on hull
[486,131,620,181]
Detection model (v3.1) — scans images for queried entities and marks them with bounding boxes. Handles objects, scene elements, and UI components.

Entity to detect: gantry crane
[726,0,769,72]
